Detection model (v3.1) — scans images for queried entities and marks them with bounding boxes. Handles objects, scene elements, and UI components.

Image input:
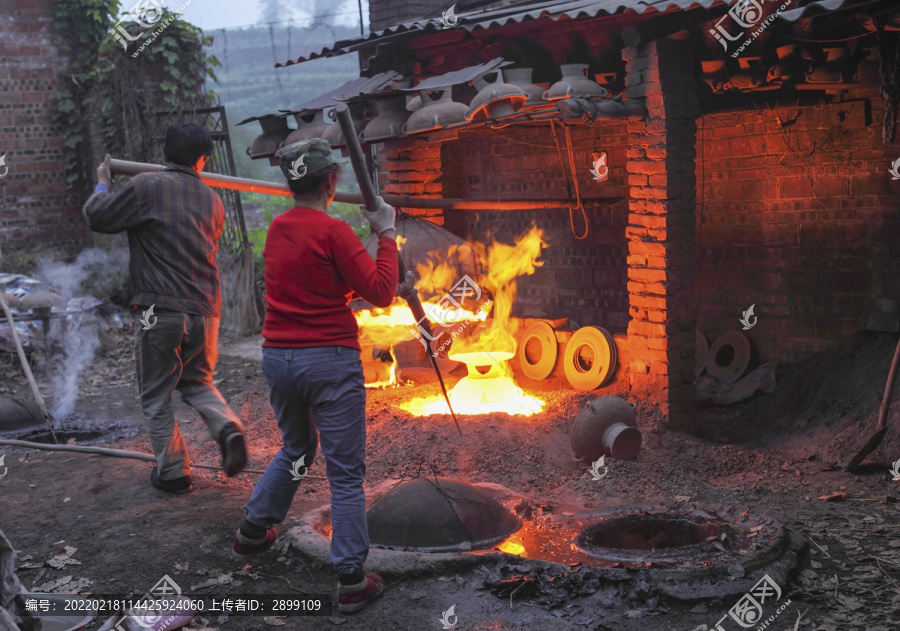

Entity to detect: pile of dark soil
[691,331,900,468]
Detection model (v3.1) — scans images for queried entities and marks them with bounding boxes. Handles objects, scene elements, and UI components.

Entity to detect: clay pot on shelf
[700,60,731,92]
[806,47,848,84]
[503,67,546,105]
[402,89,468,134]
[729,56,766,90]
[766,45,809,84]
[543,63,608,101]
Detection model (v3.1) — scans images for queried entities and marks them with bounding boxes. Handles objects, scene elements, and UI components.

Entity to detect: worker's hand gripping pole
[334,103,461,435]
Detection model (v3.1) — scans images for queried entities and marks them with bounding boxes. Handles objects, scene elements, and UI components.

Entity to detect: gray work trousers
[135,308,244,480]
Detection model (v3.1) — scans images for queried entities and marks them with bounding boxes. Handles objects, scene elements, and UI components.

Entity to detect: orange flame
[355,226,547,416]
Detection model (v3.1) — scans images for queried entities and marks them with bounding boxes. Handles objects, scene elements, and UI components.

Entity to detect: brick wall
[623,38,699,425]
[441,126,630,329]
[695,94,900,362]
[0,0,87,257]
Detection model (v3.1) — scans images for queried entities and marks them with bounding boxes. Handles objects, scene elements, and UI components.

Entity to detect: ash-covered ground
[0,328,899,630]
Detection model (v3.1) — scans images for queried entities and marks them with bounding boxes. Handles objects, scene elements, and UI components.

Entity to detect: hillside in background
[203,24,362,182]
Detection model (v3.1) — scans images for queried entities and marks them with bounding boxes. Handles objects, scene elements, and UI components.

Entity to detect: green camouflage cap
[274,137,347,181]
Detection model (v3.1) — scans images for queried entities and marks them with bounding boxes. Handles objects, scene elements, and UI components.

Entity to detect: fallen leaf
[191,578,220,590]
[818,492,846,502]
[837,595,864,611]
[46,546,80,569]
[264,616,288,626]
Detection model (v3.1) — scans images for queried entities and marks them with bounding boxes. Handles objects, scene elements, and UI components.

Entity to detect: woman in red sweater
[232,138,404,614]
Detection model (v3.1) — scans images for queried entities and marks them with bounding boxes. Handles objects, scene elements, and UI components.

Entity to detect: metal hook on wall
[549,120,589,240]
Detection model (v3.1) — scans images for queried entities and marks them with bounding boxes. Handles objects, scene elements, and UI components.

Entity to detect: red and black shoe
[335,573,385,614]
[232,527,278,559]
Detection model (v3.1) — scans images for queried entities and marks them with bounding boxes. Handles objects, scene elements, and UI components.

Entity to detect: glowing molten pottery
[400,351,543,416]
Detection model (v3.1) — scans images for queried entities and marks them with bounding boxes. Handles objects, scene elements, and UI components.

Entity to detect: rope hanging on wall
[549,120,589,240]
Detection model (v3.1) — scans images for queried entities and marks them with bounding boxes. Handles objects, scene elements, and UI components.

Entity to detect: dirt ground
[1,328,900,631]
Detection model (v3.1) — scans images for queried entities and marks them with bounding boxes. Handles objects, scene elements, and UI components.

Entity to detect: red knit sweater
[261,206,398,350]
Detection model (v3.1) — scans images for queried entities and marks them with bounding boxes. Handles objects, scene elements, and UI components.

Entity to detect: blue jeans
[244,345,369,575]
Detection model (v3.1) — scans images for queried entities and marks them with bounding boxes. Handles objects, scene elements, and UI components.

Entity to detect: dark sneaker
[219,423,247,477]
[336,573,384,614]
[232,527,278,559]
[150,466,193,494]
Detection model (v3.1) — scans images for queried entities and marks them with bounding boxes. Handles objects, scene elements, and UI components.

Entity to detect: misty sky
[131,0,370,32]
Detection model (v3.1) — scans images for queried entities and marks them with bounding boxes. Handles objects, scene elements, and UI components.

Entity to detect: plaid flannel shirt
[82,164,224,317]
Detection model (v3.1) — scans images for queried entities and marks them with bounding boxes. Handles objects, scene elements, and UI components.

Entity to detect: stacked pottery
[359,94,410,142]
[402,89,468,134]
[766,45,809,84]
[700,60,731,92]
[246,115,290,159]
[503,67,546,106]
[806,47,849,83]
[406,93,423,112]
[322,102,367,148]
[283,109,331,146]
[543,63,608,100]
[729,57,766,90]
[465,70,529,121]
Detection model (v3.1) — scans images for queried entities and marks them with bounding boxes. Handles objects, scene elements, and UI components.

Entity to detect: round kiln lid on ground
[366,477,521,552]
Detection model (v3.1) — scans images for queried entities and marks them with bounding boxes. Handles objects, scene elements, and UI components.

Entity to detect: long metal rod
[335,103,461,435]
[108,158,620,210]
[0,438,327,479]
[0,294,58,444]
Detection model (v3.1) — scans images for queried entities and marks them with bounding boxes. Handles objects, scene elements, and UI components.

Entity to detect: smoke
[35,248,119,420]
[37,249,110,301]
[51,327,100,419]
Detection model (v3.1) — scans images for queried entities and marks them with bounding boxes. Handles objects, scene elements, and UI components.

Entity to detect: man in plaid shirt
[83,122,247,493]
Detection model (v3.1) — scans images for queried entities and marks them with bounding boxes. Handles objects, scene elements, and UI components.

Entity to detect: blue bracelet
[94,183,109,194]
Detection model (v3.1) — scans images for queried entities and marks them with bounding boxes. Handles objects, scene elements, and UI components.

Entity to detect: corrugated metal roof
[280,70,406,113]
[779,0,847,22]
[276,0,848,66]
[399,57,512,90]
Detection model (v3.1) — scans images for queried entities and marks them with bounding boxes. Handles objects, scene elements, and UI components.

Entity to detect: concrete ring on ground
[564,326,617,391]
[517,321,558,381]
[705,330,752,383]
